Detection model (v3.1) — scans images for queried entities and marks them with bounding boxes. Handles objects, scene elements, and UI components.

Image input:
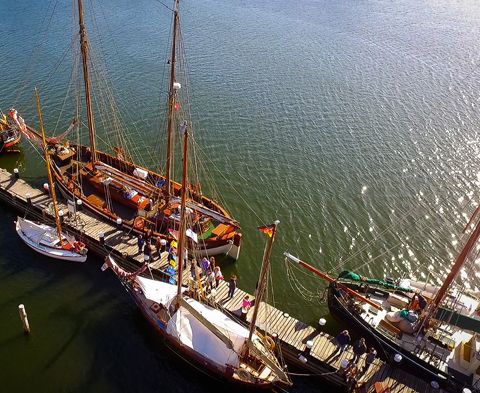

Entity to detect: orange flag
[258,225,274,238]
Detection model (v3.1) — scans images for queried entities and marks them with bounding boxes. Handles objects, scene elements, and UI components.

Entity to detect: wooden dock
[0,168,449,393]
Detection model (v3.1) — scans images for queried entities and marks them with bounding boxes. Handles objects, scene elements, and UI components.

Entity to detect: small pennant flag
[258,224,274,238]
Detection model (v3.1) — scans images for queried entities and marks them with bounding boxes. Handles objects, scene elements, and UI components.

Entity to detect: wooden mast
[164,0,180,203]
[175,124,189,304]
[432,213,480,309]
[34,89,63,245]
[247,221,279,342]
[77,0,97,164]
[283,252,382,310]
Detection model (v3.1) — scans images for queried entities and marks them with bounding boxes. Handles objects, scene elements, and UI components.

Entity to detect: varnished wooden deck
[0,168,448,393]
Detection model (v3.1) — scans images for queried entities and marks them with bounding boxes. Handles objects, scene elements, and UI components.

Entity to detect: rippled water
[1,0,480,391]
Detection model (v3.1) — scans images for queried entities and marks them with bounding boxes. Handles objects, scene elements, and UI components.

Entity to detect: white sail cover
[166,297,256,368]
[19,218,61,246]
[135,276,184,308]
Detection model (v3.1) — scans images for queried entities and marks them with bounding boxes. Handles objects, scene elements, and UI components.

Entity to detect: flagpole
[247,221,279,342]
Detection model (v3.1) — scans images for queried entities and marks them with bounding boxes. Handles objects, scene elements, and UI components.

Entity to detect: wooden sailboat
[0,109,22,153]
[285,215,480,392]
[15,90,88,263]
[102,122,291,388]
[22,0,242,260]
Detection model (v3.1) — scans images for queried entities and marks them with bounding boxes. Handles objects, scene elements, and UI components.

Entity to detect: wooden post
[13,168,19,179]
[18,304,30,334]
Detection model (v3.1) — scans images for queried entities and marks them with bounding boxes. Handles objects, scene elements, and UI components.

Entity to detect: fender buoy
[263,335,275,351]
[134,217,145,230]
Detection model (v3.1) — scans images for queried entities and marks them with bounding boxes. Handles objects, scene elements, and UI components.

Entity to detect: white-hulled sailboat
[102,121,291,388]
[16,90,88,263]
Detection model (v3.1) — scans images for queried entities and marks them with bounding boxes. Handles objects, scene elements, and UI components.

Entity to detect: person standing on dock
[200,257,210,277]
[228,274,237,299]
[144,240,152,262]
[241,295,251,320]
[154,236,165,259]
[137,234,145,254]
[206,269,215,293]
[326,329,350,361]
[190,259,198,279]
[362,347,377,374]
[351,337,367,364]
[209,256,216,271]
[214,266,224,288]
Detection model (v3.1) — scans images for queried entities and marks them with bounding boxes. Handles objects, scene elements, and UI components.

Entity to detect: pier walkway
[0,168,447,393]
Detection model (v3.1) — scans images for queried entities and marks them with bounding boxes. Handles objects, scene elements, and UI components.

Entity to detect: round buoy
[306,340,314,349]
[394,354,402,363]
[430,381,439,389]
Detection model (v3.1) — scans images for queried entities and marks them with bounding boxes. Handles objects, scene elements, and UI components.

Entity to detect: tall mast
[164,0,180,203]
[248,221,279,342]
[432,214,480,309]
[175,124,189,303]
[283,253,382,310]
[35,89,63,245]
[77,0,97,164]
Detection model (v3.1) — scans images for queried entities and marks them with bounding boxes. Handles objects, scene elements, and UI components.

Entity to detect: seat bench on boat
[378,318,402,339]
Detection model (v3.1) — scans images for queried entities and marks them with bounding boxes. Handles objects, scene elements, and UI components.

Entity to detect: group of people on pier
[327,329,377,391]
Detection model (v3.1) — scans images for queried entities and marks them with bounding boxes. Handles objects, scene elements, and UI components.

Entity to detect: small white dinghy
[16,217,87,262]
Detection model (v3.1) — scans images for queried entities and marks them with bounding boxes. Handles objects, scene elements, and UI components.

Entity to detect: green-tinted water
[1,0,480,391]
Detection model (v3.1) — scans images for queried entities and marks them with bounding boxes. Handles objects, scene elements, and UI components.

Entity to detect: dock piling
[18,304,30,334]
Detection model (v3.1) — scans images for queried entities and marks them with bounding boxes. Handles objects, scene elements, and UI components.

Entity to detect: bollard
[76,199,83,211]
[18,304,30,334]
[43,183,49,193]
[318,318,326,327]
[58,210,64,223]
[99,232,105,245]
[303,339,314,356]
[116,218,122,229]
[430,381,439,389]
[26,193,32,205]
[14,168,19,179]
[298,354,308,364]
[394,353,402,363]
[144,254,150,264]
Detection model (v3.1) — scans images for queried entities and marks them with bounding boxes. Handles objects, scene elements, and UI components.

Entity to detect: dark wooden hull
[50,144,242,259]
[327,283,468,392]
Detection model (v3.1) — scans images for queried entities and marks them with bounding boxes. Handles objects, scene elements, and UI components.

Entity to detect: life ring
[134,217,145,230]
[235,368,254,382]
[263,335,275,351]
